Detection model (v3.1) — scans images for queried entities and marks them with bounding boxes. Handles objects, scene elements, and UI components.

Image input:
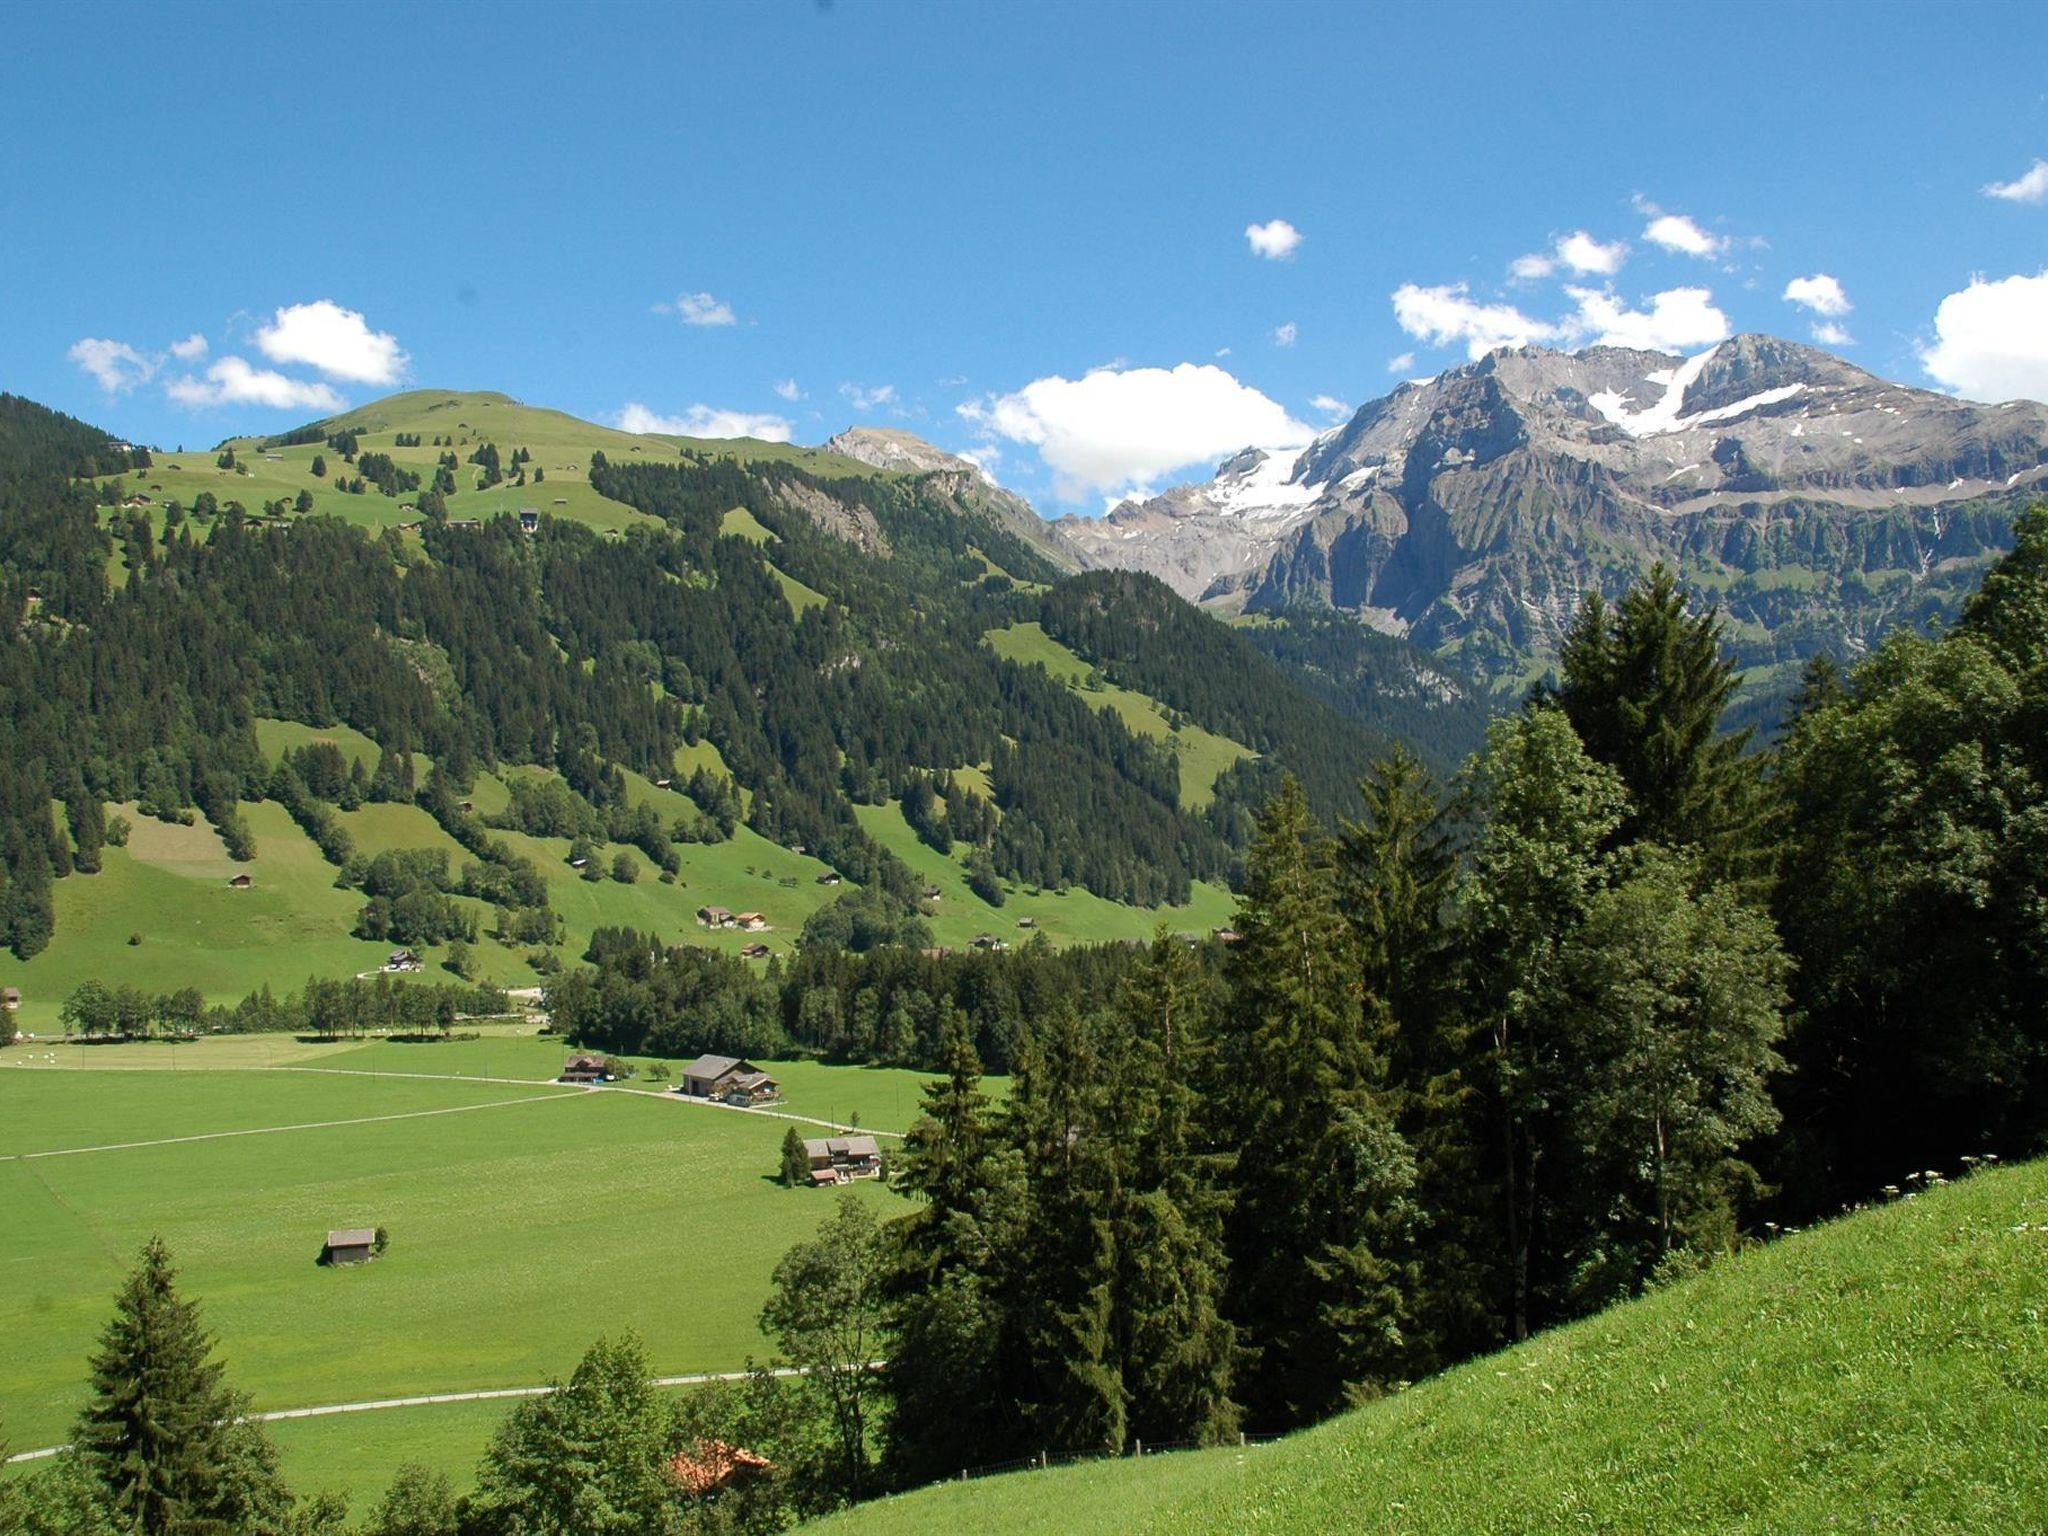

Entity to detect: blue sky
[5,0,2047,511]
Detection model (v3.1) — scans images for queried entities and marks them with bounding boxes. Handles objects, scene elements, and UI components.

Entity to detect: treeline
[551,924,1152,1072]
[49,973,510,1039]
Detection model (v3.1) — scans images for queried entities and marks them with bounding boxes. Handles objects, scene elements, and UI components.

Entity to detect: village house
[2,987,20,1010]
[560,1053,611,1084]
[518,507,540,532]
[697,904,735,928]
[322,1228,376,1266]
[736,911,770,932]
[921,885,943,901]
[227,873,253,889]
[385,949,422,973]
[1016,916,1036,929]
[740,942,772,960]
[678,1053,781,1105]
[1213,927,1243,944]
[803,1135,882,1185]
[816,871,842,886]
[970,933,1008,951]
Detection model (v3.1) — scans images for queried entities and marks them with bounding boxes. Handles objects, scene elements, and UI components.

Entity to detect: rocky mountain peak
[825,426,988,480]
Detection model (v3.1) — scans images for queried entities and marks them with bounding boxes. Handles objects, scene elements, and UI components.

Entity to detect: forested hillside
[0,390,1436,991]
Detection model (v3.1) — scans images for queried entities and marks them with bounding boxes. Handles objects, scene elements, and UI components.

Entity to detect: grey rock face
[1061,335,2048,690]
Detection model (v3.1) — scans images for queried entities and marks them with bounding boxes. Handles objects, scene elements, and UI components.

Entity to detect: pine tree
[1221,776,1417,1428]
[75,1237,290,1536]
[1554,564,1761,883]
[780,1124,809,1187]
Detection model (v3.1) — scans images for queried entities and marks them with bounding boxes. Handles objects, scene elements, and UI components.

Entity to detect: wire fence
[950,1432,1283,1484]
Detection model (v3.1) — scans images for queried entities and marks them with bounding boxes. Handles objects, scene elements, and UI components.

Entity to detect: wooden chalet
[386,949,422,972]
[816,871,842,886]
[697,905,736,929]
[740,942,772,960]
[2,986,20,1010]
[678,1054,780,1104]
[560,1053,611,1084]
[518,507,540,532]
[970,933,1008,951]
[735,911,770,932]
[802,1135,882,1185]
[227,873,253,889]
[322,1228,376,1266]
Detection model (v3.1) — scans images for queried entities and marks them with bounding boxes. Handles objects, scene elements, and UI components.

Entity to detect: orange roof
[668,1439,773,1496]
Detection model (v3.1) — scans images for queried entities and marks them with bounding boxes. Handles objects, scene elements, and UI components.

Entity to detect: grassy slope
[110,389,883,542]
[807,1161,2048,1536]
[984,622,1252,810]
[853,801,1234,947]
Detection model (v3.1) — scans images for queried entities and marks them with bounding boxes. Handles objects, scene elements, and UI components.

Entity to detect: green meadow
[0,1035,948,1498]
[984,622,1253,809]
[805,1159,2048,1536]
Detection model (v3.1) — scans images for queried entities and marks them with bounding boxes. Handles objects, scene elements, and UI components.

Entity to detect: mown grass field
[806,1159,2048,1535]
[0,1035,945,1498]
[984,622,1253,809]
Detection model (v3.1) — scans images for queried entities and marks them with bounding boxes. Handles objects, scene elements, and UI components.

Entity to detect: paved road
[2,1368,810,1465]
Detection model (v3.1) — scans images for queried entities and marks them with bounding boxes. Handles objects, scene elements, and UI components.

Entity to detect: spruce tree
[75,1236,289,1536]
[1221,777,1416,1428]
[780,1125,809,1187]
[1554,564,1760,882]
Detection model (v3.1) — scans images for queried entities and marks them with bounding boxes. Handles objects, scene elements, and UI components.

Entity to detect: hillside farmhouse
[698,905,735,928]
[560,1053,611,1084]
[803,1135,882,1185]
[227,873,252,889]
[679,1054,780,1105]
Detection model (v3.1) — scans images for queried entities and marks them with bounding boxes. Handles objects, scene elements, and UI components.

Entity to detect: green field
[0,1037,939,1497]
[805,1160,2048,1535]
[984,623,1253,809]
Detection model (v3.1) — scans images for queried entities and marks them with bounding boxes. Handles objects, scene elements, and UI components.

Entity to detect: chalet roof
[563,1053,607,1071]
[731,1070,778,1091]
[326,1228,376,1248]
[681,1053,746,1080]
[668,1439,772,1497]
[804,1135,880,1160]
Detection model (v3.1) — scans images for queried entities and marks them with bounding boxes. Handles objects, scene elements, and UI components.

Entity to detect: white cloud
[1783,273,1852,317]
[840,381,897,412]
[1385,351,1415,373]
[954,444,1002,485]
[1983,159,2048,205]
[1509,252,1555,281]
[958,362,1312,501]
[1392,282,1560,358]
[1309,393,1351,420]
[1245,219,1303,260]
[772,378,803,401]
[254,301,406,384]
[1810,322,1855,347]
[165,356,345,412]
[1272,321,1298,347]
[1642,213,1726,259]
[68,337,156,394]
[657,291,738,327]
[616,402,794,441]
[1920,270,2048,402]
[1566,285,1731,352]
[169,332,208,362]
[1557,230,1628,275]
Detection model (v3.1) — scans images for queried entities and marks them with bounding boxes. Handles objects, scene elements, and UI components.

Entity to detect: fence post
[1135,1438,1143,1457]
[1039,1449,1047,1470]
[1239,1431,1246,1447]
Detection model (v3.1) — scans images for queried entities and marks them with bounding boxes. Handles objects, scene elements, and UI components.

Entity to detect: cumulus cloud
[1509,252,1555,281]
[68,337,156,394]
[1566,285,1731,351]
[1920,270,2048,402]
[1245,219,1303,260]
[1642,213,1726,258]
[1556,230,1627,275]
[1983,159,2048,205]
[657,291,738,327]
[840,381,897,412]
[772,377,803,401]
[165,356,345,412]
[1392,283,1560,358]
[616,402,794,441]
[1783,273,1851,317]
[1385,351,1416,373]
[958,362,1312,501]
[1810,322,1855,347]
[1309,393,1351,421]
[1272,321,1298,347]
[168,332,208,362]
[254,301,406,384]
